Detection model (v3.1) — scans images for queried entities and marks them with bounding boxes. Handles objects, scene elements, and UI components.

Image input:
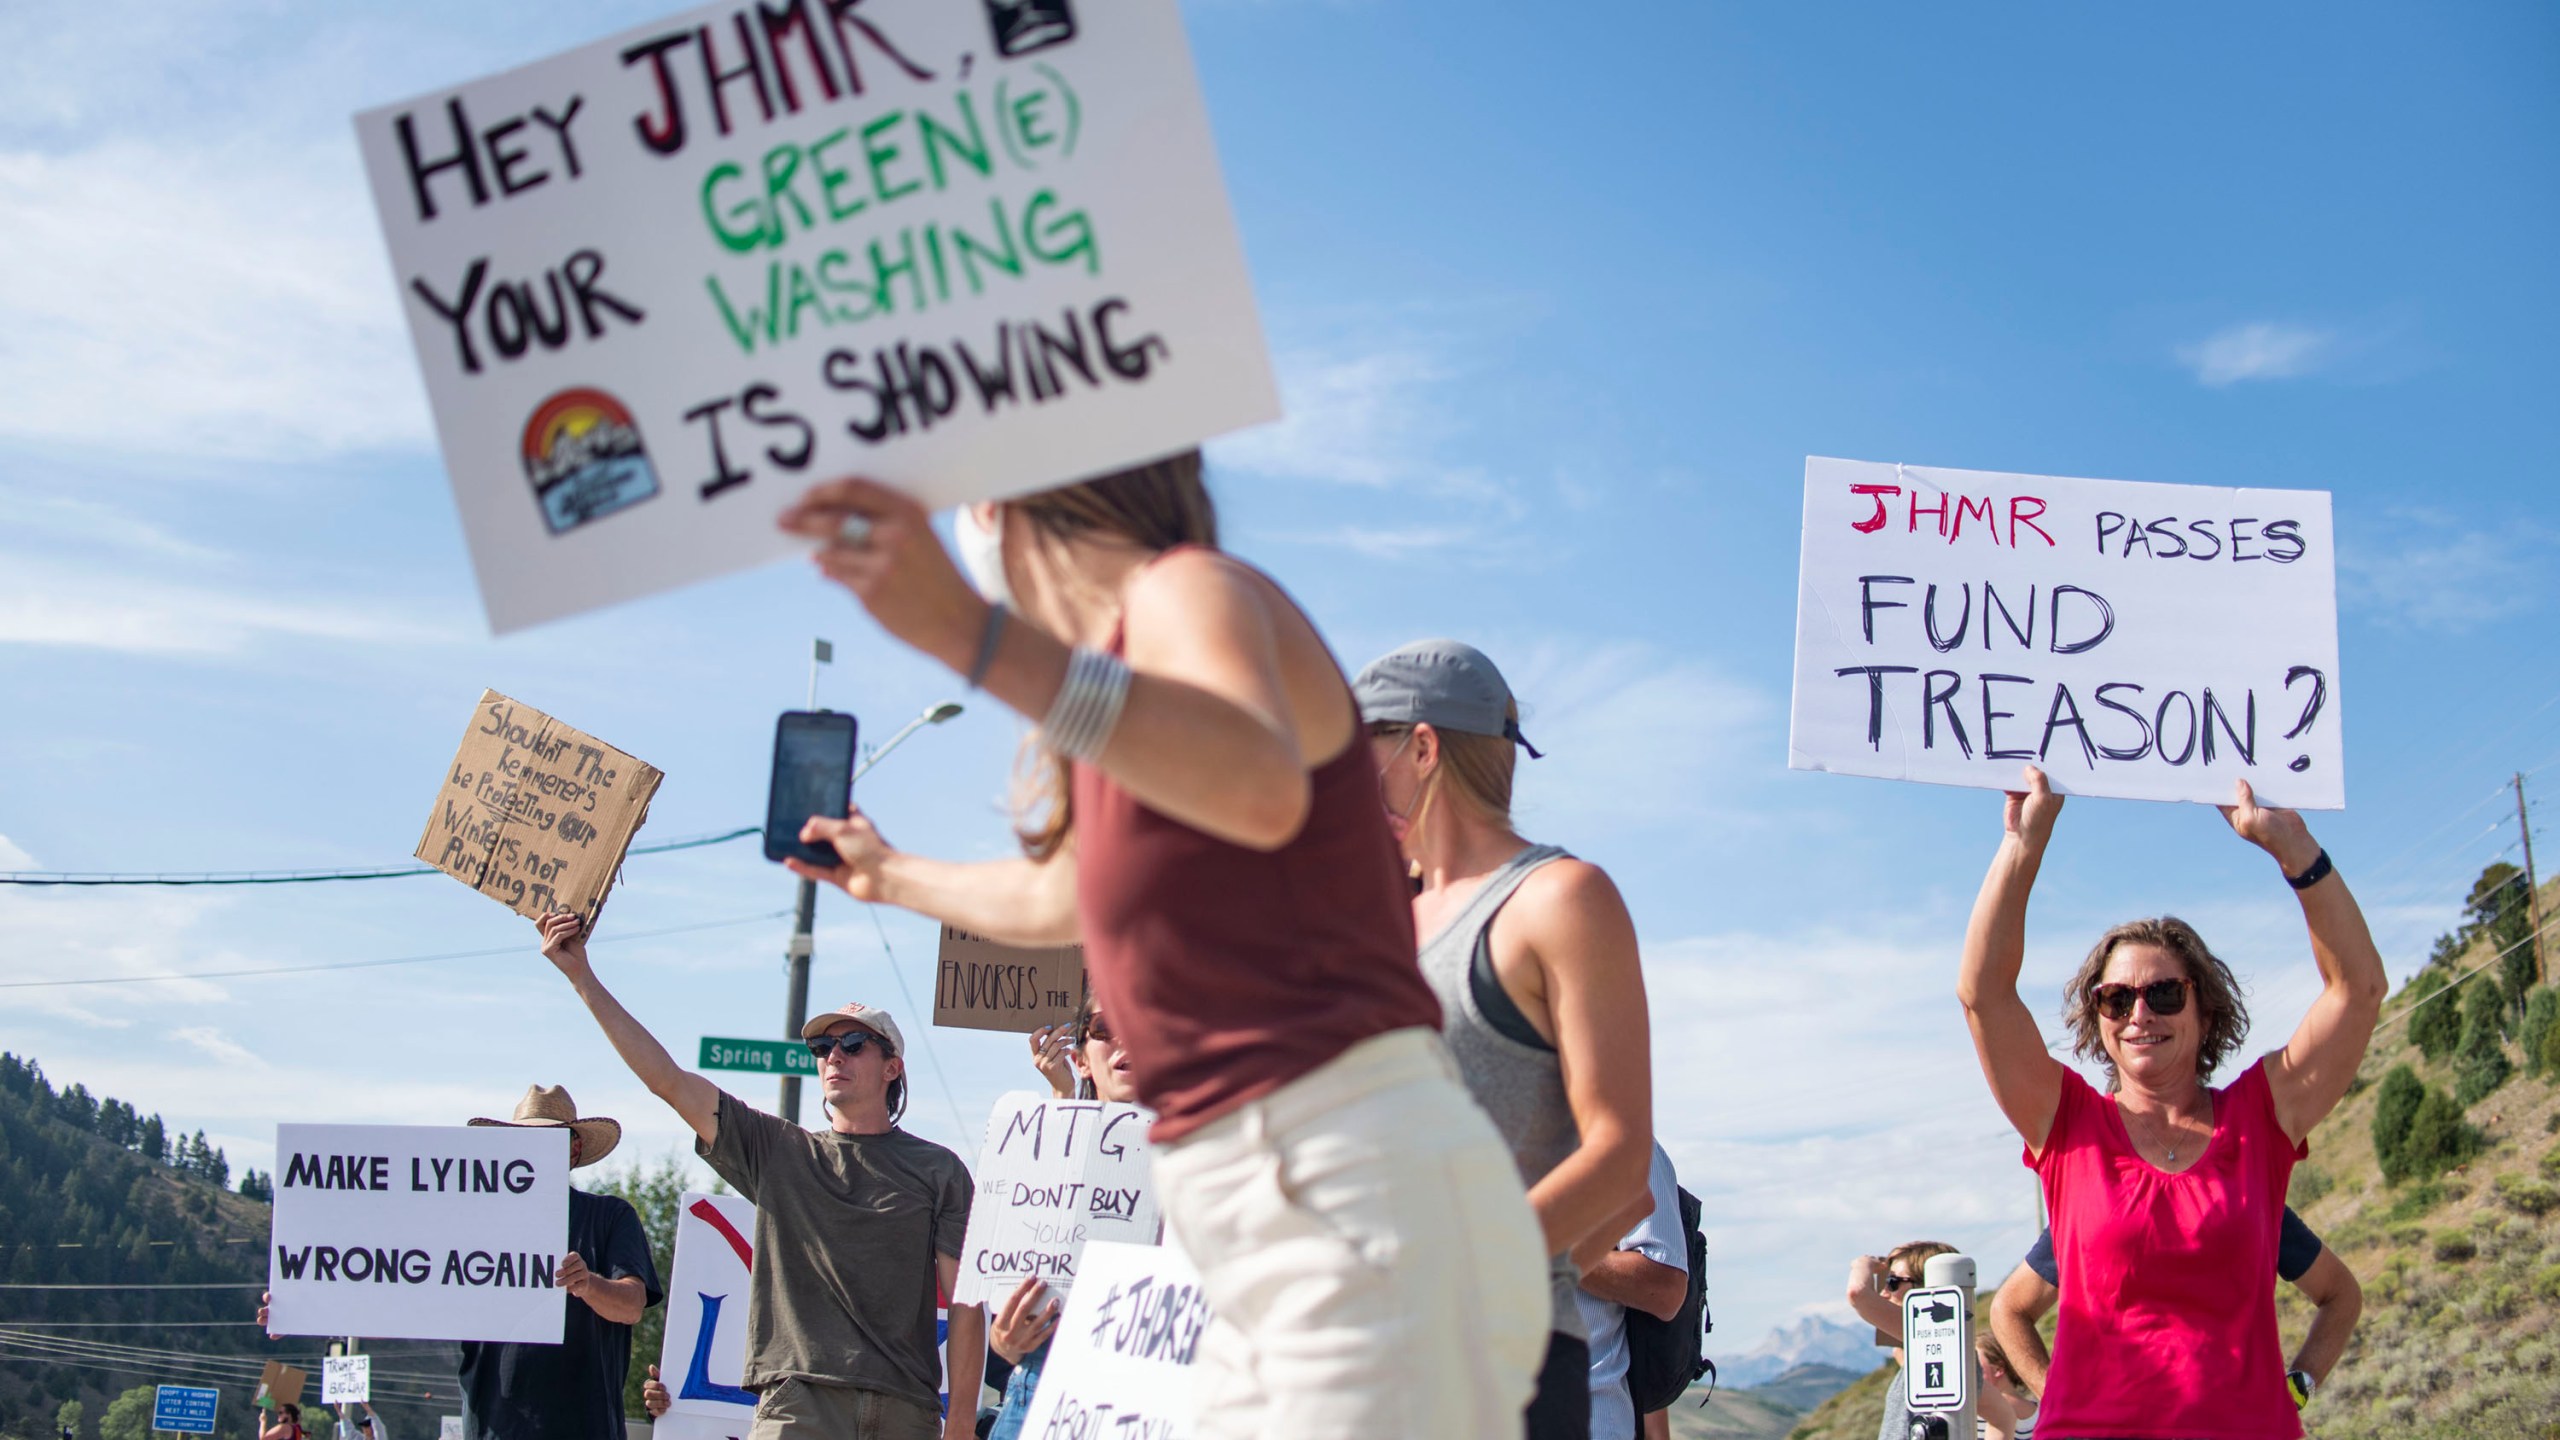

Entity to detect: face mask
[955,504,1014,610]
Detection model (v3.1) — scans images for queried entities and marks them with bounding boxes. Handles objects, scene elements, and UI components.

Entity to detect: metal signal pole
[2519,772,2544,987]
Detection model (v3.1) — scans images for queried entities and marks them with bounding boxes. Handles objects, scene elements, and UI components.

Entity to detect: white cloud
[0,834,35,870]
[174,1025,263,1068]
[0,139,430,459]
[1213,337,1505,499]
[1503,640,1776,832]
[0,550,465,656]
[2175,321,2336,386]
[2340,518,2548,633]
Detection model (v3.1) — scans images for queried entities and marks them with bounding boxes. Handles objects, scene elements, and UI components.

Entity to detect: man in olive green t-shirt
[540,911,983,1439]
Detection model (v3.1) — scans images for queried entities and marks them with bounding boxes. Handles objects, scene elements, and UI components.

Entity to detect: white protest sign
[1789,457,2342,808]
[1015,1239,1207,1438]
[267,1124,570,1343]
[440,1420,464,1440]
[354,0,1279,633]
[954,1093,1157,1305]
[651,1191,759,1440]
[321,1356,372,1404]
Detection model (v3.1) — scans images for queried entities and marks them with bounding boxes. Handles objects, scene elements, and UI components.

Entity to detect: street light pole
[777,698,964,1125]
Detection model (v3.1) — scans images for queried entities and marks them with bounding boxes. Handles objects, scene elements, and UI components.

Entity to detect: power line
[0,825,757,887]
[0,908,790,990]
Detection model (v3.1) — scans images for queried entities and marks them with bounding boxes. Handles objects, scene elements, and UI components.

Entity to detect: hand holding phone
[765,711,859,867]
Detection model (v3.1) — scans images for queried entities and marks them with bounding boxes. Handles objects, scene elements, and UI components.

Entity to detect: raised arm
[2226,780,2389,1143]
[1843,1253,1904,1338]
[538,911,722,1144]
[1958,766,2068,1153]
[788,808,1081,947]
[780,480,1321,852]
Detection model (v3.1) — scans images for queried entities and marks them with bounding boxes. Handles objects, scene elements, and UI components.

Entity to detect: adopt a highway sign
[151,1385,219,1435]
[698,1036,815,1076]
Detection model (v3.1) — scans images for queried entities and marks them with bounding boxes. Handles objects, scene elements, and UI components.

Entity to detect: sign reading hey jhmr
[1790,457,2342,809]
[416,690,663,926]
[267,1124,570,1344]
[1014,1240,1207,1439]
[953,1093,1156,1305]
[935,924,1086,1033]
[354,0,1280,633]
[651,1191,758,1440]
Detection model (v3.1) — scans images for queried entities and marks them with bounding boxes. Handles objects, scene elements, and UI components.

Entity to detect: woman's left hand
[779,478,987,671]
[2219,778,2322,876]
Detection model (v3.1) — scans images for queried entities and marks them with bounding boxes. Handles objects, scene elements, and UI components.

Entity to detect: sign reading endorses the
[1790,457,2342,809]
[1014,1240,1207,1439]
[354,0,1279,633]
[935,924,1085,1033]
[268,1124,570,1344]
[954,1093,1156,1305]
[416,690,663,925]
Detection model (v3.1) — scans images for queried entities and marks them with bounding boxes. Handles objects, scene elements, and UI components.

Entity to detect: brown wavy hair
[1009,450,1217,860]
[2063,916,2250,1086]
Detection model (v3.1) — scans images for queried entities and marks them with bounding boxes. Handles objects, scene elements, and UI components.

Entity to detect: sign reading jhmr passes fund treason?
[354,0,1279,633]
[1790,457,2342,809]
[268,1124,570,1344]
[953,1093,1157,1305]
[1014,1240,1207,1440]
[416,690,663,926]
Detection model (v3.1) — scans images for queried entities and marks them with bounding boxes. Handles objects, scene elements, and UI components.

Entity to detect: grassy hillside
[1784,874,2560,1440]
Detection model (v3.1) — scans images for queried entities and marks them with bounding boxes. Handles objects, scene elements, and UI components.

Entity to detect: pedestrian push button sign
[1901,1286,1970,1411]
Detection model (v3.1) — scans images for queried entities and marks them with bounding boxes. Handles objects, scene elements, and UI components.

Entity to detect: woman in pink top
[1956,766,2385,1440]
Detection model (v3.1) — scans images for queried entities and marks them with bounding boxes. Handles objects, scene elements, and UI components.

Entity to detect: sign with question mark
[1791,457,2343,809]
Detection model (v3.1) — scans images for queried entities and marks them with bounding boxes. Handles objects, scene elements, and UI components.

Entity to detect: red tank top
[1070,564,1441,1141]
[2033,1060,2305,1439]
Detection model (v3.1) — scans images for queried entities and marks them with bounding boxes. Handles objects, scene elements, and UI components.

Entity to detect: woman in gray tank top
[1354,640,1658,1440]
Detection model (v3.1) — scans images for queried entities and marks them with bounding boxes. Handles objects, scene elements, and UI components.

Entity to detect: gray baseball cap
[1352,639,1542,757]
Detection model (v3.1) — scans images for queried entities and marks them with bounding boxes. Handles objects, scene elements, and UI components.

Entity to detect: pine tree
[2521,988,2560,1080]
[2455,976,2514,1106]
[2372,1065,2425,1183]
[2407,969,2462,1061]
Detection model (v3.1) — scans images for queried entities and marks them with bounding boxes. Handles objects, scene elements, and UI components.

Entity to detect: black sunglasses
[2092,978,2190,1021]
[807,1031,884,1061]
[1082,1016,1115,1046]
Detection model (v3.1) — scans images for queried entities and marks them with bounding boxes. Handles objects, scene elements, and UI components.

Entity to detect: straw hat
[467,1084,621,1167]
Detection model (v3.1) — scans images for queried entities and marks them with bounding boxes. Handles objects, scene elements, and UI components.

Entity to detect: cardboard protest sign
[1789,457,2342,808]
[267,1124,570,1343]
[1014,1240,1207,1439]
[954,1093,1156,1306]
[255,1360,307,1409]
[321,1356,371,1404]
[934,924,1085,1032]
[353,0,1279,633]
[652,1191,758,1440]
[415,690,662,925]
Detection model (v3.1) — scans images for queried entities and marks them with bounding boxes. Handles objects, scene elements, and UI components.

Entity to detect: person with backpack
[1355,639,1656,1440]
[1575,1141,1693,1440]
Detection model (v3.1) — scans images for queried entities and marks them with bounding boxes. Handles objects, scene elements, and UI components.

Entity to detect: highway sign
[152,1385,218,1435]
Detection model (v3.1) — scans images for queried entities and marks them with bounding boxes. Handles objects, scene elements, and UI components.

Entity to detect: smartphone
[764,711,859,867]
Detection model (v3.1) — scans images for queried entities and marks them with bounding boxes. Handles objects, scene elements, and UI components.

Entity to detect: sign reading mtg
[954,1093,1157,1305]
[1788,457,2342,808]
[354,0,1280,632]
[415,690,662,926]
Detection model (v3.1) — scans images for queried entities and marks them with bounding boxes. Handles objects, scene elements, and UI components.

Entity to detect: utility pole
[777,689,965,1126]
[2519,772,2544,987]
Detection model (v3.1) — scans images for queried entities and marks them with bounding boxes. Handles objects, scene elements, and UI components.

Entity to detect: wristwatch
[2286,1369,2315,1408]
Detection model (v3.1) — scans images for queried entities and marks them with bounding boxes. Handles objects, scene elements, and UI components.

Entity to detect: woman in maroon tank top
[776,454,1550,1439]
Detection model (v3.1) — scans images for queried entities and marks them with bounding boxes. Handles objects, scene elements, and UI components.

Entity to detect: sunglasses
[1880,1273,1919,1293]
[807,1031,885,1061]
[2092,978,2191,1021]
[1081,1016,1116,1046]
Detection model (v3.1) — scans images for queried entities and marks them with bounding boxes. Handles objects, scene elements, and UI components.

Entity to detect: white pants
[1153,1027,1549,1440]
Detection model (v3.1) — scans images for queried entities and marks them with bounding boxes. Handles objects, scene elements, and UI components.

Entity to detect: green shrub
[2456,977,2516,1104]
[2404,1088,2486,1184]
[2409,968,2463,1061]
[2541,1145,2560,1179]
[2535,1264,2560,1303]
[2391,1224,2429,1248]
[2434,1229,2478,1261]
[2495,1174,2560,1216]
[2374,1065,2426,1182]
[2383,1181,2448,1224]
[2521,988,2560,1078]
[2289,1163,2334,1207]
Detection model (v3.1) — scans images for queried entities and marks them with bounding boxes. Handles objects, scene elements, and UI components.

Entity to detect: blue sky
[3,0,2556,1359]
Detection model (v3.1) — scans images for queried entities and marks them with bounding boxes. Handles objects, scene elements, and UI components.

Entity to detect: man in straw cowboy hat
[536,909,981,1440]
[459,1085,662,1439]
[256,1085,662,1439]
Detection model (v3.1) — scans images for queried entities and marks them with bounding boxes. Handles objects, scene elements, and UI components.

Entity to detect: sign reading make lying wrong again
[355,0,1280,633]
[267,1124,571,1343]
[1789,457,2342,809]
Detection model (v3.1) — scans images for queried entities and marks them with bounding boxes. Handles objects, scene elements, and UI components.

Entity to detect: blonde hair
[1369,703,1522,830]
[1009,451,1217,860]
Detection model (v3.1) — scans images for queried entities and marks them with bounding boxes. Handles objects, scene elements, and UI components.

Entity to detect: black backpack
[1623,1184,1714,1413]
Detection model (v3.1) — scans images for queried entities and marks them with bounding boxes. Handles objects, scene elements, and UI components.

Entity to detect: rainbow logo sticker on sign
[521,388,660,536]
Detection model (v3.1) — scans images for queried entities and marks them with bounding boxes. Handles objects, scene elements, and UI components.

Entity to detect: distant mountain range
[1710,1313,1880,1389]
